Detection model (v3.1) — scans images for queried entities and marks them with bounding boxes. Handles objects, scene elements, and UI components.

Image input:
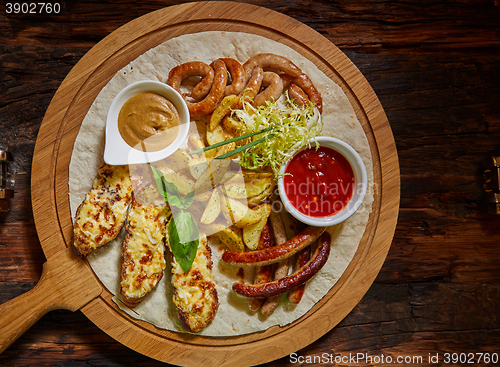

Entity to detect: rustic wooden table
[1,1,499,366]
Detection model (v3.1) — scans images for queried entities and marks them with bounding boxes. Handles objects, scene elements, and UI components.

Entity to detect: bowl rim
[278,136,368,226]
[103,80,190,165]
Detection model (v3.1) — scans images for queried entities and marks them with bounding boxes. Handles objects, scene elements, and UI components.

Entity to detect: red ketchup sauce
[283,146,355,217]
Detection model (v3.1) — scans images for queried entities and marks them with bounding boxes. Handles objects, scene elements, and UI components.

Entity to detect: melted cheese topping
[169,234,218,333]
[73,164,132,256]
[120,196,169,304]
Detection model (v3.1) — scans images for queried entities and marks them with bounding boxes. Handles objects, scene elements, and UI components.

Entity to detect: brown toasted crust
[221,226,326,267]
[72,164,132,257]
[119,194,168,308]
[171,237,219,333]
[232,232,331,298]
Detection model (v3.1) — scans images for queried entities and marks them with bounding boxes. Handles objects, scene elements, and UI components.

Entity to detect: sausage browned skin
[232,232,331,298]
[288,83,310,108]
[221,226,326,267]
[253,72,284,107]
[167,61,214,101]
[243,53,302,83]
[220,58,246,96]
[186,59,229,119]
[234,66,264,109]
[287,245,311,304]
[248,223,274,311]
[260,209,289,316]
[281,74,323,113]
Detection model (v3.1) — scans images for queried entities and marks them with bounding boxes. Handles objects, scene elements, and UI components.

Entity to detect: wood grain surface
[1,0,500,366]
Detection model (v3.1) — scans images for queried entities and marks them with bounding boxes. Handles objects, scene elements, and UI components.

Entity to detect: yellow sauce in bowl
[118,92,180,152]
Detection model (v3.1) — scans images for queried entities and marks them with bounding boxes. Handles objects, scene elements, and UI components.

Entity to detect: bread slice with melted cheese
[169,233,219,333]
[73,164,133,256]
[120,184,170,307]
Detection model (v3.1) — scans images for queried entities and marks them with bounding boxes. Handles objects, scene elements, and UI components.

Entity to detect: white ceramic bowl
[103,80,190,165]
[278,136,368,227]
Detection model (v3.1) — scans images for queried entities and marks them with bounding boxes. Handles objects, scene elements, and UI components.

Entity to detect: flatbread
[68,31,374,336]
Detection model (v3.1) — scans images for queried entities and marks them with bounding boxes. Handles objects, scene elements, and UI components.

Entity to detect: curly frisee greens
[231,96,323,177]
[151,166,199,273]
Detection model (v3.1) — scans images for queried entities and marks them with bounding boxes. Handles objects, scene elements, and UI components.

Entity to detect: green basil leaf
[151,166,168,198]
[168,211,200,273]
[179,190,195,209]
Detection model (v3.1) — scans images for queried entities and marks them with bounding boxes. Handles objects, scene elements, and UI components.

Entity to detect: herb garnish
[151,166,199,273]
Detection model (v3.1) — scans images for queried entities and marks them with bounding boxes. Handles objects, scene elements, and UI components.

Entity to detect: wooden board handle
[0,248,102,353]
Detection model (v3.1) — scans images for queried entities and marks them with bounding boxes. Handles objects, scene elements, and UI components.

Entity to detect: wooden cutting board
[5,2,400,366]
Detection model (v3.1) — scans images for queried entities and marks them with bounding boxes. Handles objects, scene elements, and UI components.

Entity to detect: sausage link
[221,226,326,267]
[232,232,331,298]
[220,58,246,96]
[288,83,310,108]
[248,223,274,311]
[234,66,264,109]
[243,53,302,83]
[167,61,214,101]
[287,245,311,304]
[281,74,322,112]
[253,72,284,107]
[261,209,289,316]
[187,59,228,119]
[292,74,323,113]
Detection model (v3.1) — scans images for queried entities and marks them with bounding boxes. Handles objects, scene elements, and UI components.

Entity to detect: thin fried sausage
[253,72,284,107]
[248,223,274,311]
[243,53,302,83]
[220,58,246,96]
[261,209,289,316]
[188,59,229,119]
[232,232,331,298]
[288,82,310,108]
[167,61,214,101]
[221,226,326,267]
[282,74,323,113]
[287,245,311,304]
[235,66,264,109]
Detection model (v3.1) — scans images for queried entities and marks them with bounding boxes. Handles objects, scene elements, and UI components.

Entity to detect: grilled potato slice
[212,224,245,252]
[221,195,262,228]
[200,189,221,224]
[242,203,272,250]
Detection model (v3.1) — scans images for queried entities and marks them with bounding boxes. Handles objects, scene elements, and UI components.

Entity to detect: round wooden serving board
[22,2,399,366]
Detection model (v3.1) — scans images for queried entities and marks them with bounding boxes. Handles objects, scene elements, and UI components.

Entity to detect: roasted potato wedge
[156,166,194,196]
[221,196,262,228]
[247,181,276,207]
[188,158,209,180]
[206,123,227,146]
[209,95,240,132]
[193,144,232,195]
[220,171,242,184]
[162,149,191,170]
[222,181,247,199]
[242,203,272,250]
[188,136,205,155]
[212,224,245,252]
[201,189,221,224]
[222,115,245,135]
[244,178,274,198]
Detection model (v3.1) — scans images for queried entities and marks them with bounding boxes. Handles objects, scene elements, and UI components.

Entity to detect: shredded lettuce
[231,95,323,178]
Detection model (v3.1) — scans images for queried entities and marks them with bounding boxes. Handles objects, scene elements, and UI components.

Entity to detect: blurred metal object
[0,150,14,212]
[483,155,500,215]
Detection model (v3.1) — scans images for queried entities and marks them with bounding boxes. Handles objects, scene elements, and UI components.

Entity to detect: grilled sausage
[221,226,326,267]
[232,232,331,298]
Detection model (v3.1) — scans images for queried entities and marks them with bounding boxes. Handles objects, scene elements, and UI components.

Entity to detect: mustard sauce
[118,92,181,152]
